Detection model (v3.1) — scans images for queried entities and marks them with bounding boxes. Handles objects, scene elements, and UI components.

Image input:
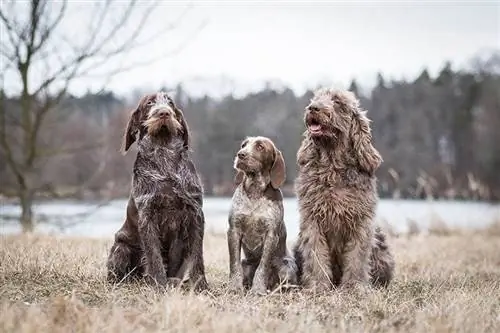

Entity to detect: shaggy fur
[293,87,395,292]
[106,92,208,291]
[227,136,298,295]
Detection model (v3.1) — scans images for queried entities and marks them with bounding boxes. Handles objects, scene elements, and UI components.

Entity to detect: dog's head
[304,88,358,141]
[122,91,190,153]
[233,136,286,189]
[304,88,382,174]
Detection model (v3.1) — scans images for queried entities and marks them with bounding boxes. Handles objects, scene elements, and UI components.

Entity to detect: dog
[106,91,208,291]
[293,87,395,292]
[227,136,298,295]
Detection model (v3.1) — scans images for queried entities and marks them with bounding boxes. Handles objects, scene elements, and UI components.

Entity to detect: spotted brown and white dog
[227,136,298,295]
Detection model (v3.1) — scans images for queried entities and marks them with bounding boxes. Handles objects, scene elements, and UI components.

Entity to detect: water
[1,197,499,240]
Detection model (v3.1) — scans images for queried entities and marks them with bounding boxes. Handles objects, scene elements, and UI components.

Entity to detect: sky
[2,0,499,98]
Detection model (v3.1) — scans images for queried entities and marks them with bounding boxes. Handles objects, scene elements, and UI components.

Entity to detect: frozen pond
[1,197,499,240]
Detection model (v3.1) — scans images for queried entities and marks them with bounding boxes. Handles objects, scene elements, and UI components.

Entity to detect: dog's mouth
[234,156,259,173]
[145,117,181,136]
[306,117,323,135]
[234,157,248,170]
[233,157,241,169]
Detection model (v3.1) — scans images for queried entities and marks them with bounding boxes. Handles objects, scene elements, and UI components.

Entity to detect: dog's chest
[232,189,277,222]
[231,189,277,249]
[298,163,367,194]
[297,164,377,231]
[137,144,199,187]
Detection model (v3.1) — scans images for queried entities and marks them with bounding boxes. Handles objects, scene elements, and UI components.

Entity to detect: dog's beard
[306,113,334,139]
[305,113,346,145]
[233,157,260,173]
[145,117,182,137]
[307,120,325,138]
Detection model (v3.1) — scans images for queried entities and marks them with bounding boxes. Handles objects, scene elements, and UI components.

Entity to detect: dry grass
[1,229,499,333]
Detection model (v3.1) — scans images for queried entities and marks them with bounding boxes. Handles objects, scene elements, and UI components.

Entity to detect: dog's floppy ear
[178,110,190,149]
[234,170,245,186]
[169,97,190,148]
[270,147,286,189]
[350,110,383,175]
[122,107,141,154]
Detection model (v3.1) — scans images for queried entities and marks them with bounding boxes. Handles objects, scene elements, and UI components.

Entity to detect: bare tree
[0,0,205,232]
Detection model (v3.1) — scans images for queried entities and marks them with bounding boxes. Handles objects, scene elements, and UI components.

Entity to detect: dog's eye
[241,142,247,148]
[147,100,154,106]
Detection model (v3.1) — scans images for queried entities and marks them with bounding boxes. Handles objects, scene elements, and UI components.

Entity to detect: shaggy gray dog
[106,92,208,291]
[293,88,395,292]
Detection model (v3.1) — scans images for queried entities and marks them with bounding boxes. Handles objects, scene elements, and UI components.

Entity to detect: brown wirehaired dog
[227,136,298,295]
[106,91,208,291]
[293,87,395,292]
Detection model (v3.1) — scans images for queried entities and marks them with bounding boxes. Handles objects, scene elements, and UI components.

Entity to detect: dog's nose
[159,111,170,118]
[308,106,320,113]
[237,151,247,159]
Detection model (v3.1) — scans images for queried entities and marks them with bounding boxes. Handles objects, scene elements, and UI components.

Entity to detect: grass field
[1,225,499,333]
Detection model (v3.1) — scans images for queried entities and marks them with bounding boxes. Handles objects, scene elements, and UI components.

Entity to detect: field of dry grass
[1,226,499,333]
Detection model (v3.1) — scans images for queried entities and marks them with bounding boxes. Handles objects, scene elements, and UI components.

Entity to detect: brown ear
[234,170,245,186]
[350,111,383,174]
[169,98,190,148]
[121,108,141,154]
[178,111,190,149]
[270,148,286,189]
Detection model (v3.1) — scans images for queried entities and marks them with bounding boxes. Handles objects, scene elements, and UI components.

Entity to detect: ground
[1,225,499,333]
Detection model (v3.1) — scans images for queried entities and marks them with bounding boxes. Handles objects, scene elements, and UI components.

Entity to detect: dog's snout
[153,107,172,118]
[308,105,319,113]
[150,105,172,118]
[237,151,247,159]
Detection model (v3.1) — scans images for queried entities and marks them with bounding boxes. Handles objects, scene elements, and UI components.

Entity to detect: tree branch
[30,0,67,55]
[0,6,23,63]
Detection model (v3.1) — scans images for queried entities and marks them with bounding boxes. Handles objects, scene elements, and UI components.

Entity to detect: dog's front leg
[181,210,209,291]
[293,224,333,293]
[242,258,257,289]
[227,221,244,292]
[138,213,167,287]
[250,227,277,296]
[340,225,372,290]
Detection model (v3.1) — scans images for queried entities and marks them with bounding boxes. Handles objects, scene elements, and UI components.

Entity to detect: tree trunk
[20,191,34,233]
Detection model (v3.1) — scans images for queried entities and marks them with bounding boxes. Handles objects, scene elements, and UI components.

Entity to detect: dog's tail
[369,227,395,288]
[292,245,304,286]
[278,255,299,286]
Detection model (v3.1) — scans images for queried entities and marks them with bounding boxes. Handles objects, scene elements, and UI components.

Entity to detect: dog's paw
[302,281,331,295]
[144,274,167,287]
[279,282,300,292]
[165,277,183,288]
[249,284,269,296]
[228,284,244,294]
[228,283,245,295]
[340,280,370,296]
[228,278,244,294]
[193,277,209,292]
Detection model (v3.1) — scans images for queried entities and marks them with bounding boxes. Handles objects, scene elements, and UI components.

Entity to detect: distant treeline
[1,53,499,201]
